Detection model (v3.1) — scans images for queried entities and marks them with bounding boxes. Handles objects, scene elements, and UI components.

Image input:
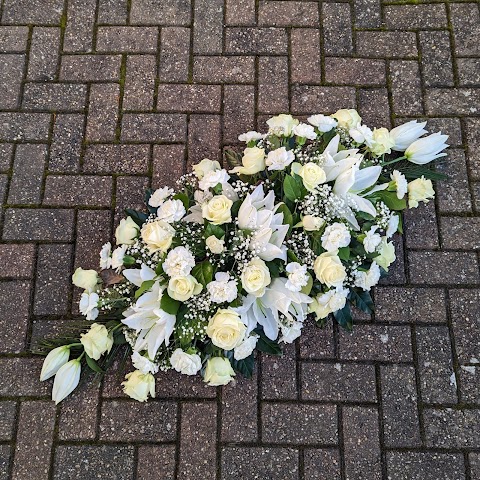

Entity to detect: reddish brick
[262,343,297,400]
[0,144,13,171]
[465,119,480,180]
[86,84,120,142]
[304,449,341,479]
[157,84,221,112]
[49,114,84,173]
[193,56,255,84]
[322,3,353,54]
[325,57,386,85]
[390,61,423,115]
[98,0,128,24]
[124,55,156,110]
[0,402,16,441]
[0,113,50,141]
[27,27,61,80]
[130,0,191,25]
[64,0,96,53]
[225,0,255,25]
[457,58,480,86]
[384,4,448,29]
[0,244,35,278]
[97,26,158,52]
[298,321,335,359]
[137,446,176,480]
[291,85,356,114]
[258,56,289,114]
[153,144,186,188]
[426,89,480,115]
[22,83,87,111]
[60,55,121,81]
[194,0,223,54]
[223,85,255,144]
[121,113,187,142]
[188,114,221,164]
[158,27,191,82]
[419,31,454,87]
[354,0,381,28]
[0,27,28,52]
[84,144,150,174]
[358,88,391,128]
[440,217,480,250]
[225,27,288,54]
[356,31,418,58]
[0,54,25,109]
[404,201,439,249]
[258,1,319,26]
[450,3,480,56]
[115,176,149,225]
[290,29,321,83]
[2,0,63,24]
[0,358,50,397]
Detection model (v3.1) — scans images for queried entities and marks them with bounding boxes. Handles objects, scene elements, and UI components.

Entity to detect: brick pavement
[0,1,479,479]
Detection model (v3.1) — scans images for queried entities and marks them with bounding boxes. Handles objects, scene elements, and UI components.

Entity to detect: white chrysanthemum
[149,187,173,208]
[349,124,373,145]
[292,123,316,140]
[131,352,159,375]
[157,199,186,223]
[354,262,381,291]
[111,245,126,271]
[234,334,259,360]
[238,131,264,143]
[99,242,111,269]
[363,226,382,253]
[163,246,195,277]
[265,147,295,171]
[321,223,351,251]
[198,169,230,191]
[307,114,337,132]
[285,262,309,292]
[207,272,238,304]
[390,170,408,199]
[79,292,99,321]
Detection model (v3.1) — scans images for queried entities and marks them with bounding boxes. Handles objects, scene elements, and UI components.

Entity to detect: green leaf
[123,255,136,266]
[300,272,313,295]
[287,249,300,263]
[125,209,148,227]
[173,192,189,210]
[276,203,293,233]
[266,260,281,278]
[397,213,403,234]
[333,303,353,331]
[348,289,374,315]
[338,246,350,261]
[144,188,157,214]
[191,261,214,287]
[224,149,242,169]
[160,293,180,315]
[113,332,126,345]
[283,174,302,202]
[213,183,223,195]
[85,353,105,374]
[254,327,283,355]
[155,262,164,275]
[204,222,225,240]
[135,279,155,299]
[371,190,407,211]
[225,351,254,379]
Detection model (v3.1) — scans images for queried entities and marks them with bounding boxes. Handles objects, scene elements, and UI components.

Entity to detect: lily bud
[40,346,70,381]
[390,120,427,151]
[405,132,449,165]
[52,359,81,404]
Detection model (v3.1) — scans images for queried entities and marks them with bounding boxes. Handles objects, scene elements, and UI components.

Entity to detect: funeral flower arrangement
[37,111,448,403]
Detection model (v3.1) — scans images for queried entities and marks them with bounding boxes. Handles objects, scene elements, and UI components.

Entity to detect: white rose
[375,238,396,272]
[131,352,159,375]
[202,195,233,225]
[363,226,382,253]
[207,272,238,303]
[265,147,295,171]
[79,292,99,321]
[332,109,362,129]
[309,287,348,319]
[206,235,225,254]
[72,267,98,293]
[370,128,395,156]
[285,262,309,292]
[122,370,155,402]
[231,147,265,175]
[280,321,303,343]
[141,220,175,253]
[354,262,381,291]
[349,124,373,145]
[238,131,264,143]
[99,242,111,270]
[307,114,338,132]
[198,169,230,191]
[386,214,399,238]
[157,199,186,223]
[390,170,408,199]
[302,215,325,231]
[80,323,113,360]
[168,275,202,301]
[148,186,173,207]
[170,348,202,376]
[203,357,235,386]
[193,158,221,179]
[163,246,195,277]
[206,308,246,350]
[292,162,327,192]
[234,335,259,360]
[115,216,139,245]
[321,223,351,251]
[314,251,347,288]
[293,123,316,140]
[408,176,435,208]
[241,258,271,297]
[266,114,299,136]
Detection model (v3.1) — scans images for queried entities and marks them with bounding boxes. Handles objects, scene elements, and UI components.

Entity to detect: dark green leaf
[125,209,148,227]
[85,353,105,374]
[191,261,214,287]
[224,149,242,169]
[254,327,283,355]
[370,190,407,211]
[333,303,353,331]
[338,246,350,261]
[113,332,126,345]
[204,222,225,240]
[135,279,155,299]
[155,262,164,275]
[160,293,180,315]
[213,183,223,195]
[173,192,189,210]
[266,260,282,278]
[225,351,254,378]
[348,289,374,315]
[123,255,136,266]
[283,174,302,202]
[144,188,157,214]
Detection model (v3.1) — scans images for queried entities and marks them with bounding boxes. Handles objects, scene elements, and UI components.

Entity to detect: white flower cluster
[40,110,448,403]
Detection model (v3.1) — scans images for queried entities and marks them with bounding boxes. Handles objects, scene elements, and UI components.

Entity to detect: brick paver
[0,1,478,479]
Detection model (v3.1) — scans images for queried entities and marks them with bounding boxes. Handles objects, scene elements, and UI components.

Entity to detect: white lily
[390,120,427,151]
[40,346,70,381]
[234,278,312,340]
[51,358,81,404]
[405,132,449,164]
[121,281,163,331]
[123,263,156,288]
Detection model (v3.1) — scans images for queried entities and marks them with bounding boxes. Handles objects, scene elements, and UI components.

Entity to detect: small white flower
[307,114,337,132]
[99,242,111,270]
[198,169,230,191]
[285,262,309,292]
[321,223,351,251]
[170,349,202,376]
[265,147,295,171]
[234,334,259,361]
[79,292,99,321]
[390,170,408,199]
[349,124,373,145]
[163,246,195,277]
[354,262,381,291]
[157,199,186,223]
[293,123,316,140]
[238,131,264,143]
[111,245,126,271]
[149,187,173,208]
[131,352,159,375]
[363,226,382,253]
[207,272,238,303]
[386,214,399,238]
[206,235,225,254]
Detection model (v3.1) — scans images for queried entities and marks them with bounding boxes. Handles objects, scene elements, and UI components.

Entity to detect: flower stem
[380,156,406,167]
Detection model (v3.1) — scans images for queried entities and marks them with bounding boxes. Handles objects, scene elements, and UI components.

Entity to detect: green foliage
[338,246,351,261]
[160,293,181,315]
[204,222,224,240]
[369,190,407,210]
[225,350,254,378]
[191,261,214,287]
[144,188,157,214]
[173,192,189,210]
[85,353,105,374]
[224,149,242,169]
[255,327,283,355]
[333,303,353,331]
[135,279,155,299]
[348,289,374,315]
[123,255,136,266]
[283,174,306,202]
[125,208,148,227]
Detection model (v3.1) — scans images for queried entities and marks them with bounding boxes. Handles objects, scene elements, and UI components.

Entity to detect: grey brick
[130,0,191,25]
[27,28,61,81]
